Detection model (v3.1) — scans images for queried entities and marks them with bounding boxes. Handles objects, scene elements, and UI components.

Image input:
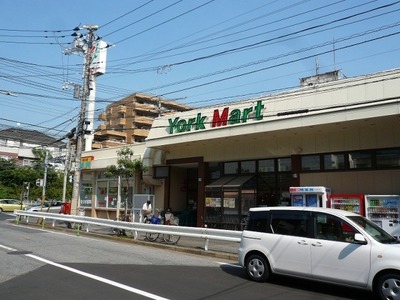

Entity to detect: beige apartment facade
[93,93,191,149]
[79,69,400,228]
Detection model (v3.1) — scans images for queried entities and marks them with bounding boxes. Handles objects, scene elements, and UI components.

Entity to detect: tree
[32,148,52,171]
[0,156,71,202]
[104,147,147,217]
[0,158,17,171]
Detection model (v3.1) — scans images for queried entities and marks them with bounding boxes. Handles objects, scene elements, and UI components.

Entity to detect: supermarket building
[80,69,400,228]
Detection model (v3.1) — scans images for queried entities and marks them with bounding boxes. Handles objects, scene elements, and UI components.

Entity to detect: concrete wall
[301,170,400,195]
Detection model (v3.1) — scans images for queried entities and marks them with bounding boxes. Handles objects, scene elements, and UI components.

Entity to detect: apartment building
[93,93,191,149]
[0,127,65,167]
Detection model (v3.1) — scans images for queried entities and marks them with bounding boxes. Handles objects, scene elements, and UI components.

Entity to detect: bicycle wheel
[145,232,159,242]
[163,234,180,245]
[112,228,121,235]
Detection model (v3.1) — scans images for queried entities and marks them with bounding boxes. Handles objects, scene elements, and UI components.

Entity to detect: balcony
[92,140,126,149]
[94,129,126,138]
[92,141,103,149]
[133,116,153,126]
[132,128,149,137]
[97,124,106,130]
[133,102,158,113]
[116,119,126,126]
[116,105,127,113]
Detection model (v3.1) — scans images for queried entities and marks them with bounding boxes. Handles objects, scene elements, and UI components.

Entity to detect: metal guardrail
[14,210,242,251]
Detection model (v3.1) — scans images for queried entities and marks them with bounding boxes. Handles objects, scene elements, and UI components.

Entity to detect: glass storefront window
[207,162,222,182]
[97,171,108,179]
[241,189,256,215]
[258,159,275,172]
[348,151,372,169]
[324,153,345,170]
[376,148,400,168]
[108,180,118,208]
[95,177,134,209]
[301,155,321,171]
[241,160,256,173]
[223,191,239,215]
[224,162,238,174]
[80,183,92,207]
[277,157,291,172]
[96,181,107,207]
[121,185,130,209]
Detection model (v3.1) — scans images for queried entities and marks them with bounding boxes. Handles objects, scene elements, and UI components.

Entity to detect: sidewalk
[84,223,240,261]
[16,218,240,262]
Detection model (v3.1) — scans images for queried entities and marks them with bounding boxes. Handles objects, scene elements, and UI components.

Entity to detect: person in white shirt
[142,200,152,222]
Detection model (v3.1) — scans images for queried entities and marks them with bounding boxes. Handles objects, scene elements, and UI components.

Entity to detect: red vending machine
[365,194,400,240]
[329,194,365,216]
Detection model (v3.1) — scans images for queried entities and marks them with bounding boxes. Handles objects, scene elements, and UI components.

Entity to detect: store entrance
[167,158,204,227]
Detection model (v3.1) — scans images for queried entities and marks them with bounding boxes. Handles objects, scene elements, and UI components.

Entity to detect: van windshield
[348,216,399,244]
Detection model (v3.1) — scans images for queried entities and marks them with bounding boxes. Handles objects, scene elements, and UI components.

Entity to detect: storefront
[77,144,148,219]
[143,69,400,228]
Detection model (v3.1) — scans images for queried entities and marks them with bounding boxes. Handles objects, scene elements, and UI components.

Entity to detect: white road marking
[0,244,17,251]
[216,261,241,268]
[0,243,169,300]
[7,222,107,242]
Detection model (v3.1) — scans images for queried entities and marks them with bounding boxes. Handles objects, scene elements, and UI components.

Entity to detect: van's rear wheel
[246,254,270,282]
[375,273,400,300]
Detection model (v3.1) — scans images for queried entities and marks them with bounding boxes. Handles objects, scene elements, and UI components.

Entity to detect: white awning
[142,148,165,186]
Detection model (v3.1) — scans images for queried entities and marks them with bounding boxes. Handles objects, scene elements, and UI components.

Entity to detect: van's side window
[245,211,269,232]
[315,213,358,242]
[270,211,309,237]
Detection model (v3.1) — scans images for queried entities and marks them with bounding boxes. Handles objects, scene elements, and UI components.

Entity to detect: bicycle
[112,212,132,237]
[144,212,180,245]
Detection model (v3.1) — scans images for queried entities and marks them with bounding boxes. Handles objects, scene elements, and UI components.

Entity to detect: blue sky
[1,0,399,140]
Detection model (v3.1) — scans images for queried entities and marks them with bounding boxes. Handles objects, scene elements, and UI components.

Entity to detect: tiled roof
[0,127,64,147]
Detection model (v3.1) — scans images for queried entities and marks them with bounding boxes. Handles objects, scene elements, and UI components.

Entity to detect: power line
[113,0,215,45]
[128,21,400,96]
[103,0,184,39]
[106,0,356,67]
[159,31,400,97]
[99,0,155,29]
[162,0,400,68]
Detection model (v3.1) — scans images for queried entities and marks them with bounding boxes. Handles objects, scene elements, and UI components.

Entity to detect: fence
[13,210,242,251]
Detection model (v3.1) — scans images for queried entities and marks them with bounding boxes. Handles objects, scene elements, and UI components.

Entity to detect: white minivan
[238,207,400,300]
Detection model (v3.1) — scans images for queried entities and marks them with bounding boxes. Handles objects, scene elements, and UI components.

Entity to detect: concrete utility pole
[62,140,71,203]
[42,149,48,206]
[70,25,98,215]
[85,80,96,151]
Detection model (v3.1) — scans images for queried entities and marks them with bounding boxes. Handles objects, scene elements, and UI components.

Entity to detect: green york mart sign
[168,100,265,134]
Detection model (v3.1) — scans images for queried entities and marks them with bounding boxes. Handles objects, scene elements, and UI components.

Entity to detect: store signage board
[80,156,94,169]
[290,187,327,193]
[167,100,265,134]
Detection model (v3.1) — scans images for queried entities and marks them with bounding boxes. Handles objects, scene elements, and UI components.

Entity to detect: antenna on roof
[315,57,320,75]
[333,38,336,71]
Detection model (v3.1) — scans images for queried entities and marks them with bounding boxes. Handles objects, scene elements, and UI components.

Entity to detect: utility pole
[85,79,96,151]
[70,25,98,215]
[62,140,71,202]
[42,149,48,206]
[65,25,109,215]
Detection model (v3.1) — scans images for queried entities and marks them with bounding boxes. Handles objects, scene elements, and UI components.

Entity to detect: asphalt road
[0,213,377,300]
